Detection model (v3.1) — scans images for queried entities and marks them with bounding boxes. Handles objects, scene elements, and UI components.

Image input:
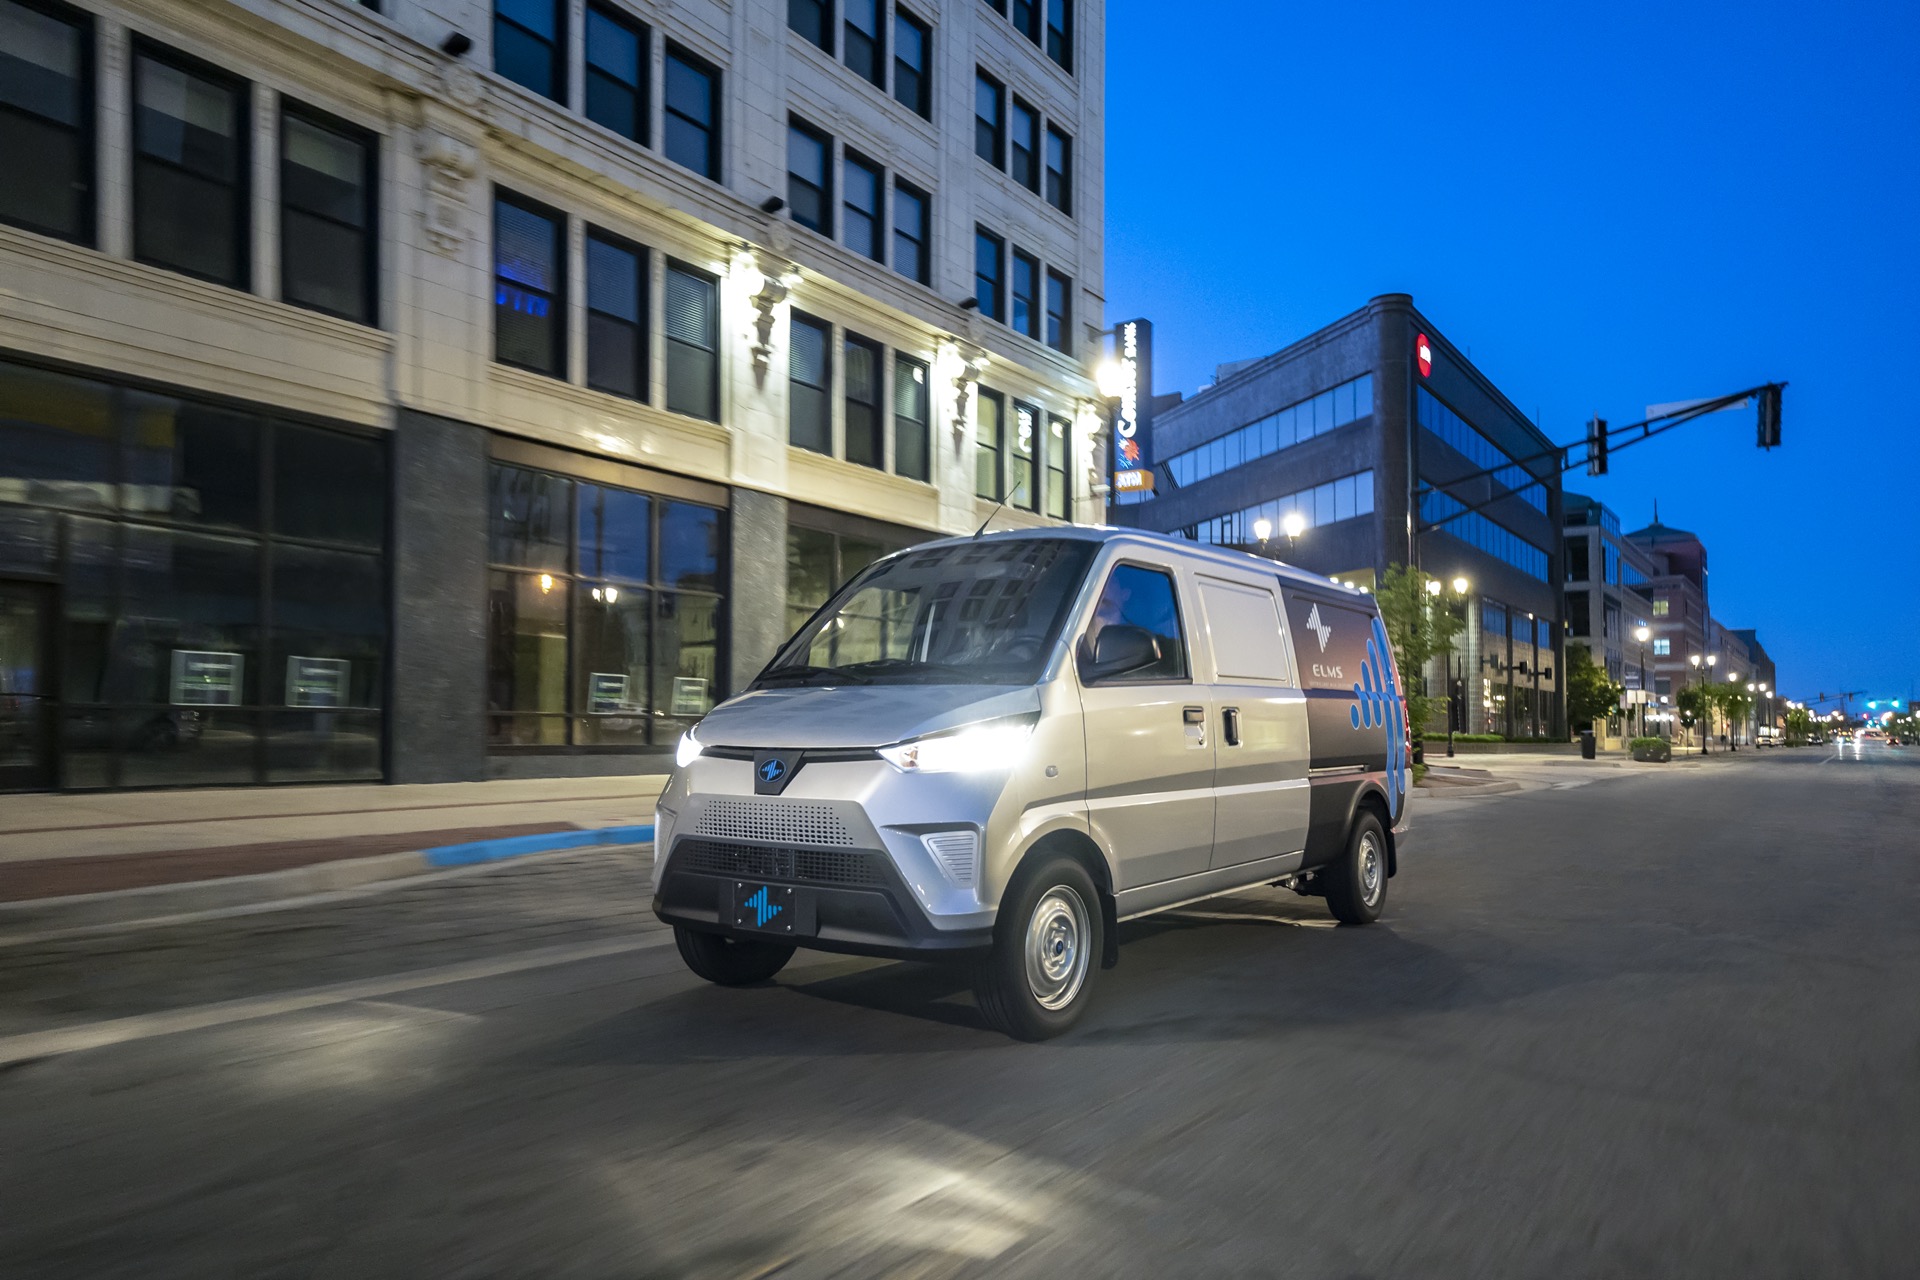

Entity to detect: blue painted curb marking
[423,824,655,869]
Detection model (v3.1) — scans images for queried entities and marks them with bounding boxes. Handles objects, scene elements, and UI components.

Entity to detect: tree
[1565,643,1624,732]
[1376,564,1466,737]
[1676,684,1708,733]
[1783,706,1814,745]
[1707,682,1754,744]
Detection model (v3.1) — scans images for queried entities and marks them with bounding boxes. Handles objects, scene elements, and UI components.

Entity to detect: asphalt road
[2,744,1917,1278]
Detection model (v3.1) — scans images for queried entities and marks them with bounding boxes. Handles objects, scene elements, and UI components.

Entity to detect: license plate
[730,881,798,934]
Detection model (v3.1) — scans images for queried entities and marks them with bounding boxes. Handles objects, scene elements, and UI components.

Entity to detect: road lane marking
[0,932,674,1067]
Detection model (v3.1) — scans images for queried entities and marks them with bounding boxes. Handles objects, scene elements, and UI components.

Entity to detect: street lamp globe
[1690,654,1702,668]
[1252,517,1272,542]
[1094,358,1128,399]
[1634,626,1650,643]
[1452,576,1470,595]
[1426,578,1442,596]
[1706,654,1718,667]
[1281,511,1307,539]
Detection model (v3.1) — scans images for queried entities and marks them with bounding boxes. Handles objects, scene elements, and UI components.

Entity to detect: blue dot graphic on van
[1350,617,1409,820]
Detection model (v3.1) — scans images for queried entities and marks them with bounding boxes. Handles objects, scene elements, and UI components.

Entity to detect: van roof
[903,524,1376,601]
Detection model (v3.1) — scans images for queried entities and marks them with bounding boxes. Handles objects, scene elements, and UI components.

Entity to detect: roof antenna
[1653,498,1660,524]
[973,477,1030,537]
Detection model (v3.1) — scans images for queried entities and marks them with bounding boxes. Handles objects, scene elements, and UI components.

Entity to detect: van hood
[694,682,1044,750]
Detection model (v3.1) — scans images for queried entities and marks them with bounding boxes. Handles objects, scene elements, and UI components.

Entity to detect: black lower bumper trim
[652,860,993,962]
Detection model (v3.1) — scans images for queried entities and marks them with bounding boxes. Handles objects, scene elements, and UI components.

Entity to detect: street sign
[1113,469,1156,494]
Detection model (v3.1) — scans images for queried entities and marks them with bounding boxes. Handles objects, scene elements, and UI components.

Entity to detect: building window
[892,9,931,117]
[1418,386,1547,512]
[1566,592,1590,637]
[789,0,830,53]
[664,260,718,421]
[1010,249,1039,340]
[1011,0,1041,43]
[279,103,376,327]
[0,358,390,786]
[843,0,884,88]
[786,118,831,234]
[1045,125,1072,215]
[1188,470,1378,546]
[788,311,831,455]
[1164,373,1375,489]
[1045,270,1071,354]
[975,389,1004,499]
[892,179,928,284]
[1564,534,1589,581]
[488,462,723,750]
[974,70,1003,167]
[786,522,913,639]
[494,0,564,102]
[0,0,92,245]
[1045,0,1071,72]
[842,151,883,262]
[585,4,648,143]
[973,227,1003,321]
[844,333,883,469]
[493,190,565,377]
[664,44,719,180]
[132,44,249,289]
[1011,401,1039,510]
[1009,97,1039,191]
[1653,598,1670,616]
[1653,638,1671,655]
[1045,414,1070,518]
[894,354,929,482]
[586,228,647,401]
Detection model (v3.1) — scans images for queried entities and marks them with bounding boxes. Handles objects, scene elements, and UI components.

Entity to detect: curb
[0,824,655,939]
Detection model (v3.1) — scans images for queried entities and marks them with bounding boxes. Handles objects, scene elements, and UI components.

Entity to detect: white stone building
[0,0,1107,789]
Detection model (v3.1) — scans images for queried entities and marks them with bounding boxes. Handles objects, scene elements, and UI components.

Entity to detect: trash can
[1579,730,1597,760]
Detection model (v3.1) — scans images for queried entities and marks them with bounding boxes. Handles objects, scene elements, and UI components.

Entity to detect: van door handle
[1183,706,1206,725]
[1223,706,1241,746]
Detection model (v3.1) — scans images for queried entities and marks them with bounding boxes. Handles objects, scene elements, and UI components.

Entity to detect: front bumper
[652,836,996,961]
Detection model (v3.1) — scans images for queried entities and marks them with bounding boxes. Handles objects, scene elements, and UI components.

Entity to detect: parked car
[652,527,1411,1039]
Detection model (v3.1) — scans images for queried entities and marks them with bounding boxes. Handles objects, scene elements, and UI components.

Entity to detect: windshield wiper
[753,664,874,686]
[833,658,988,682]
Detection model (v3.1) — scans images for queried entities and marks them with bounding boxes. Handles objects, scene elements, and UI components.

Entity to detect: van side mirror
[1080,624,1162,682]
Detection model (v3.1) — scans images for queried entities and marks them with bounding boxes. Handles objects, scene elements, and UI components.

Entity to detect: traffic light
[1586,416,1608,476]
[1757,384,1782,449]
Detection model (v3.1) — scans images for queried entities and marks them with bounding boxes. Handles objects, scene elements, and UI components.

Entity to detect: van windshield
[755,537,1096,687]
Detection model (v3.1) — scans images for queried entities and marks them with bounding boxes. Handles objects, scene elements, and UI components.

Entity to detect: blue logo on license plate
[745,885,783,928]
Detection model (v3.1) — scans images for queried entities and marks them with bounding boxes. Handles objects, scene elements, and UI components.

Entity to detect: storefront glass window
[486,461,725,752]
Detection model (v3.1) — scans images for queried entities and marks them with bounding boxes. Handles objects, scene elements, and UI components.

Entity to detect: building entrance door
[0,582,55,792]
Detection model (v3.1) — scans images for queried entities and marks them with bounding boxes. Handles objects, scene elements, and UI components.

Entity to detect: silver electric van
[652,526,1410,1039]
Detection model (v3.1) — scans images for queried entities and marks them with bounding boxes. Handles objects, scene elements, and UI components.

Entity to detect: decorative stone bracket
[418,129,479,257]
[746,248,801,386]
[943,339,991,443]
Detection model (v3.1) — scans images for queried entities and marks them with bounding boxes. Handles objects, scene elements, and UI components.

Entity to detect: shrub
[1449,733,1507,743]
[1629,736,1671,763]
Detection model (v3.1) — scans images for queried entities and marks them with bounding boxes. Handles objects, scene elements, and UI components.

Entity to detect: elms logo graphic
[757,757,786,785]
[744,885,783,929]
[1306,603,1333,652]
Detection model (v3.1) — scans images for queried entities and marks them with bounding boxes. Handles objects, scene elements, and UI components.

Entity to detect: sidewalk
[0,775,669,919]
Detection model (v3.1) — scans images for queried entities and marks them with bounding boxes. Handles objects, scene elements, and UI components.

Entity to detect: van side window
[1088,564,1187,680]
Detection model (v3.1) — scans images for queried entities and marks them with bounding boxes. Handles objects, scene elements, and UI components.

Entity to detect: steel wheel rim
[1359,833,1383,907]
[1025,886,1090,1011]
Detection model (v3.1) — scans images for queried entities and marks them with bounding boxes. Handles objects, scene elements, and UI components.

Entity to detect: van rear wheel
[674,927,794,985]
[974,856,1102,1041]
[1322,811,1389,925]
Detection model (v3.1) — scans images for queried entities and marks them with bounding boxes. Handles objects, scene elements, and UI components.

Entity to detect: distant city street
[4,745,1916,1278]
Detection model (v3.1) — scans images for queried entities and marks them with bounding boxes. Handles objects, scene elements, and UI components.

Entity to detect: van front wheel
[974,857,1102,1041]
[674,927,794,985]
[1323,810,1389,925]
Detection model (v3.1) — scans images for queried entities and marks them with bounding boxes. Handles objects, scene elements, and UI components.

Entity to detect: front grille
[673,838,889,888]
[691,798,854,847]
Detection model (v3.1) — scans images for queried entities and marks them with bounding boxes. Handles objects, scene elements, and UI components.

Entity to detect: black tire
[1322,810,1389,925]
[973,855,1103,1041]
[674,927,795,986]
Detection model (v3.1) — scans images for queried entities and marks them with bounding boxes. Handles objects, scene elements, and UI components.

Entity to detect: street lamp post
[1444,576,1469,757]
[1633,625,1651,742]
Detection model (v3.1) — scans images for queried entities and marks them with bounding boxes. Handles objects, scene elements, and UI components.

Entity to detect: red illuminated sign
[1416,333,1433,378]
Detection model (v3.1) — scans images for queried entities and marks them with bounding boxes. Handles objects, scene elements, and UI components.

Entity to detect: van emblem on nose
[758,758,786,784]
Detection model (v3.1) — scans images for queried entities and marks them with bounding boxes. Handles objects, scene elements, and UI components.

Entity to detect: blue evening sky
[1104,0,1920,705]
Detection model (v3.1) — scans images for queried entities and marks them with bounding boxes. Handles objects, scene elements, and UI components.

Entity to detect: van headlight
[674,728,703,769]
[878,716,1036,774]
